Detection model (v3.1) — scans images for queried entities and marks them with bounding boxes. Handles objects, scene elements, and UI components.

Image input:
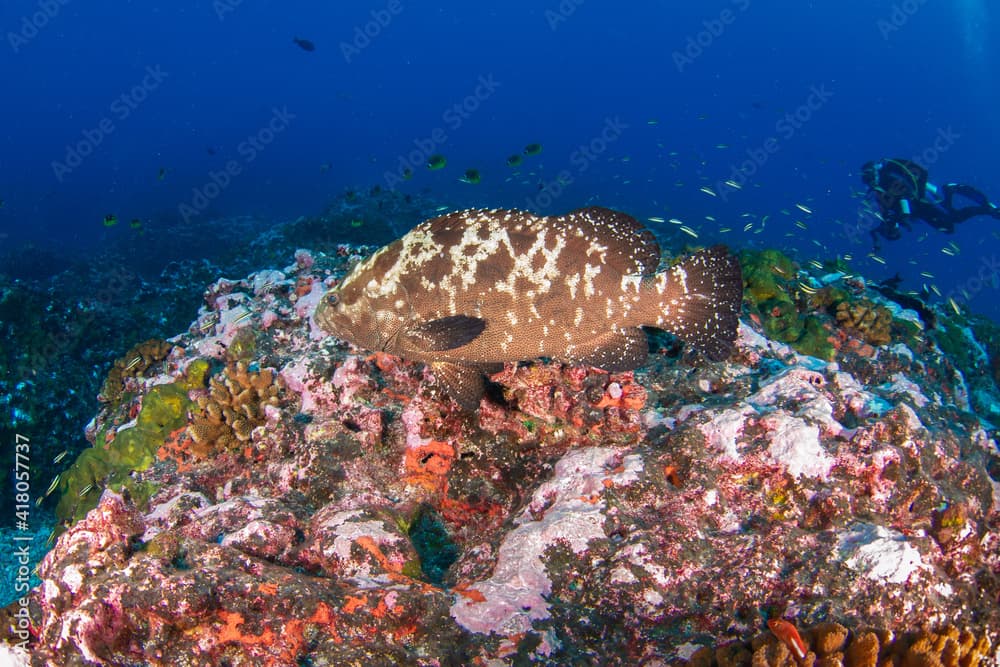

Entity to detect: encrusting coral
[55,380,192,527]
[835,298,893,346]
[740,249,909,360]
[187,360,285,458]
[98,338,174,406]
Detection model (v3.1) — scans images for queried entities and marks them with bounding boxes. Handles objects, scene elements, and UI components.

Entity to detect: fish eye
[326,293,340,307]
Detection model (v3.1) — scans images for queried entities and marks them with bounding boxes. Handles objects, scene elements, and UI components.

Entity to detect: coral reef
[684,621,992,667]
[8,243,1000,665]
[187,361,285,458]
[54,379,193,527]
[740,249,921,361]
[98,338,174,407]
[834,298,893,346]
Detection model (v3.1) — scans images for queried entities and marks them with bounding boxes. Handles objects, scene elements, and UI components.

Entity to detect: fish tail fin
[637,246,743,361]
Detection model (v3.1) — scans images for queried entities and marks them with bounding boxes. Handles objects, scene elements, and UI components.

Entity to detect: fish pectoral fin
[568,328,649,373]
[429,362,486,410]
[405,315,486,352]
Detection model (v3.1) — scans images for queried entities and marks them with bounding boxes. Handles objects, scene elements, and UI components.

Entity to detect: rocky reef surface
[3,243,1000,666]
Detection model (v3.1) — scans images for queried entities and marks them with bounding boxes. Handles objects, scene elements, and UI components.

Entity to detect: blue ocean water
[0,0,997,317]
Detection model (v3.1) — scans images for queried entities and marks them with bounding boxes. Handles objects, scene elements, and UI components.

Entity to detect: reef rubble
[5,244,1000,666]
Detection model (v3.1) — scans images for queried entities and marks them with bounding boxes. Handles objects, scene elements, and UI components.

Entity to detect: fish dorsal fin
[566,327,649,372]
[403,315,486,352]
[429,361,485,410]
[558,207,662,275]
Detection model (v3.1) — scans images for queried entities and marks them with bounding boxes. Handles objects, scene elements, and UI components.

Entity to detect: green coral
[794,315,836,360]
[179,357,211,391]
[741,249,796,304]
[760,298,802,341]
[933,319,984,379]
[56,380,193,527]
[741,250,836,361]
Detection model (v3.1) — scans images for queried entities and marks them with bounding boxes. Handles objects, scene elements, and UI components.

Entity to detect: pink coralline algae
[10,247,1000,665]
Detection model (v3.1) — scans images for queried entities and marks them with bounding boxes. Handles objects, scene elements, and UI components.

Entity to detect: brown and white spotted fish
[315,206,743,409]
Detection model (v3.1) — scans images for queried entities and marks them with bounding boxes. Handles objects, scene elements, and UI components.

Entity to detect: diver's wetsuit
[861,158,1000,248]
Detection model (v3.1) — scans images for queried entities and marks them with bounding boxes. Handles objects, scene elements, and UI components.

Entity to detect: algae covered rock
[742,249,837,360]
[56,380,192,526]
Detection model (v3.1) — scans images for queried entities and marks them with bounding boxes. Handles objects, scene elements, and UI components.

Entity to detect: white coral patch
[697,406,754,461]
[879,373,930,407]
[450,448,643,636]
[837,523,924,585]
[764,414,833,480]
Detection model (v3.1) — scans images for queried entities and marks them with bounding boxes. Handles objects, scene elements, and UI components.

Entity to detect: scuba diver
[860,158,1000,249]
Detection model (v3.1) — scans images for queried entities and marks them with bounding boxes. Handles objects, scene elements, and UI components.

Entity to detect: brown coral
[699,623,994,667]
[834,298,893,346]
[187,361,284,458]
[812,622,849,656]
[99,338,175,405]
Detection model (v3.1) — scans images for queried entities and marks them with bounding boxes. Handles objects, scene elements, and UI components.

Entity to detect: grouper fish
[315,206,743,409]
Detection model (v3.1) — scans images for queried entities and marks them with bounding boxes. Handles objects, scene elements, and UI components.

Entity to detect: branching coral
[187,361,284,457]
[685,622,992,667]
[98,338,174,406]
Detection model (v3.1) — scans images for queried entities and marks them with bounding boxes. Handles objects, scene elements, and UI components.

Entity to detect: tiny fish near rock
[316,206,743,409]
